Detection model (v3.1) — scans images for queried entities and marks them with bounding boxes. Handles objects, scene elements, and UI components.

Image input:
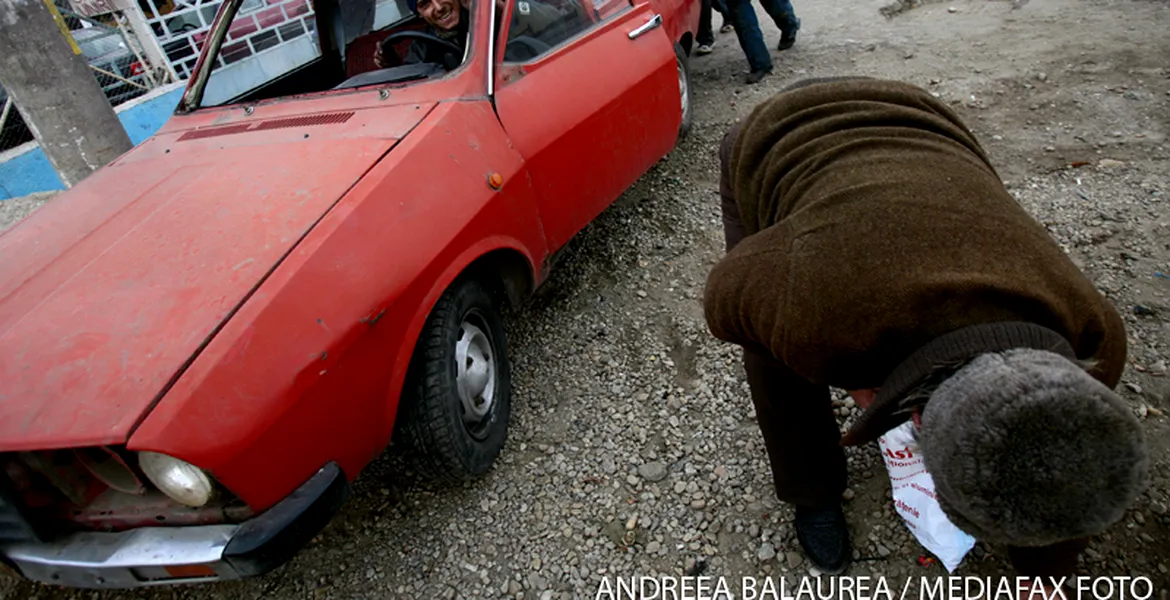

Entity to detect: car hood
[0,106,424,451]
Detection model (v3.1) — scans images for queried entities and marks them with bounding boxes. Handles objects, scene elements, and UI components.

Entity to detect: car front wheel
[397,275,511,482]
[675,43,693,140]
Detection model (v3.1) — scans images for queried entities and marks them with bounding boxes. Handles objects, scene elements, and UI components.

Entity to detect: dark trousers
[718,122,847,508]
[697,0,730,46]
[724,0,798,72]
[717,116,1087,575]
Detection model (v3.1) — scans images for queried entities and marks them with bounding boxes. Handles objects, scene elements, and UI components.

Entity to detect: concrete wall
[0,81,185,201]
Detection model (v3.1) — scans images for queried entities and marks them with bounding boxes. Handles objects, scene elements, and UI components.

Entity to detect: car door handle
[627,14,663,39]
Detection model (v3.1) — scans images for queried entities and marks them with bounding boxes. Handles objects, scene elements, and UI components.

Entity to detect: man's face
[417,0,461,31]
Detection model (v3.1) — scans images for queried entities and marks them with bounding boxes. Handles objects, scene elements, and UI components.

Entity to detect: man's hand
[847,388,878,409]
[373,43,388,69]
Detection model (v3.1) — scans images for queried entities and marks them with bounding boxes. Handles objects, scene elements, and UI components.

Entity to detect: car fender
[380,235,540,425]
[129,100,548,511]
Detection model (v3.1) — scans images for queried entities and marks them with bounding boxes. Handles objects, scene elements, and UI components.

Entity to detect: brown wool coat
[703,78,1127,408]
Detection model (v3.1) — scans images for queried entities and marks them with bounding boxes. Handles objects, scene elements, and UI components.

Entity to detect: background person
[696,0,732,54]
[722,0,799,83]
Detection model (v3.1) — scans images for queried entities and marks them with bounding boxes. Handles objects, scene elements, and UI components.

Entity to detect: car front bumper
[0,462,348,589]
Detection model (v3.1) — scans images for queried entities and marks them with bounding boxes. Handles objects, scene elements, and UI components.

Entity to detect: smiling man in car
[373,0,470,67]
[374,0,573,68]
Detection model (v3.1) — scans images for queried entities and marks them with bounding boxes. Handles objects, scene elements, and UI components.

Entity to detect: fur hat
[920,348,1149,547]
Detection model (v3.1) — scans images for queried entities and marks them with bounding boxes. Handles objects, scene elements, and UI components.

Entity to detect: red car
[0,0,697,588]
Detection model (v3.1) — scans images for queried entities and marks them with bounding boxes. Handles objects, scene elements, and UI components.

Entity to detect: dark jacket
[703,78,1127,445]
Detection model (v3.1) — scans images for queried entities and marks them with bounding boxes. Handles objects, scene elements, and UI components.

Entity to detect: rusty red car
[0,0,697,588]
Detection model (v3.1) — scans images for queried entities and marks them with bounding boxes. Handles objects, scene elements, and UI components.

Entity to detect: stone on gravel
[639,461,669,482]
[758,542,776,561]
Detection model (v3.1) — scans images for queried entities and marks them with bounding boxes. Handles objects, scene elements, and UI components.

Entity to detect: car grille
[0,477,39,543]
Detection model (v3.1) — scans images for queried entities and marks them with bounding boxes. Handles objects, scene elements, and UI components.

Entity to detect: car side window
[500,0,616,62]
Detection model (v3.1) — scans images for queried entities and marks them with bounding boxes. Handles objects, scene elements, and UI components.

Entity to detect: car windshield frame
[178,0,240,111]
[177,0,488,112]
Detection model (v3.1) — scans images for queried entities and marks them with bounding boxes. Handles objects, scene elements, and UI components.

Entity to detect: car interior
[199,0,613,108]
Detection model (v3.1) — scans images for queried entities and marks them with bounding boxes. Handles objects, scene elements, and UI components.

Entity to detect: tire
[675,43,693,141]
[397,275,511,482]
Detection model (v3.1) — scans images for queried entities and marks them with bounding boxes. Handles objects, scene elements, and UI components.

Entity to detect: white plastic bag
[877,420,976,572]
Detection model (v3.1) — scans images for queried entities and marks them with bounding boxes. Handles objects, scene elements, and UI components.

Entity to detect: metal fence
[139,0,316,83]
[0,93,34,153]
[0,0,326,152]
[0,0,175,153]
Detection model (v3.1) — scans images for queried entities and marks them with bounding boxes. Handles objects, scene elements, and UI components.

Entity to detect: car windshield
[182,0,475,109]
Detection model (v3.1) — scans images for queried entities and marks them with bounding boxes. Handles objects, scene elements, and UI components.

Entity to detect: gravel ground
[2,0,1169,597]
[0,192,56,228]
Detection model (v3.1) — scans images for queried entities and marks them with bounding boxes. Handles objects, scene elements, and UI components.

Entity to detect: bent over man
[703,77,1148,576]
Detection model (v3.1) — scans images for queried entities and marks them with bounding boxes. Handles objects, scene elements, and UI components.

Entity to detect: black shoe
[794,504,851,574]
[745,68,771,84]
[778,18,800,50]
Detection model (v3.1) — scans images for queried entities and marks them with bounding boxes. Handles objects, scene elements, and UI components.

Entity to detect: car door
[492,0,681,253]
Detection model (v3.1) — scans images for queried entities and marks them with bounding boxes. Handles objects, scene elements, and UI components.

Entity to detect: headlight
[137,452,215,507]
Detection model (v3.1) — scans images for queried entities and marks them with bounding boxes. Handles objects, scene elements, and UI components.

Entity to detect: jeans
[724,0,799,72]
[697,0,730,46]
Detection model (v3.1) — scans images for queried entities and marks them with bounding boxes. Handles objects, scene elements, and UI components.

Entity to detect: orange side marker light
[163,564,218,579]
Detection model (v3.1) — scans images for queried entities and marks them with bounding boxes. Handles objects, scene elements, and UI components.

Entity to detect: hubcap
[677,56,689,123]
[454,315,496,430]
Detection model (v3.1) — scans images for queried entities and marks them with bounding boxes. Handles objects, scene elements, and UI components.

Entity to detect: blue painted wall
[0,149,64,199]
[121,86,187,145]
[0,84,186,201]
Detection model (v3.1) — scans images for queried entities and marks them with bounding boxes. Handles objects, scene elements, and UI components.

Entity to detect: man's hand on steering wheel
[373,31,464,70]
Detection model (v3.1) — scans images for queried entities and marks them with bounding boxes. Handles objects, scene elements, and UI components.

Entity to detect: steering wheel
[504,35,553,62]
[379,31,463,68]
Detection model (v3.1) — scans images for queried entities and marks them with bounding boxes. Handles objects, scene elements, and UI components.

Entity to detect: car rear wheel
[675,43,693,140]
[397,275,511,481]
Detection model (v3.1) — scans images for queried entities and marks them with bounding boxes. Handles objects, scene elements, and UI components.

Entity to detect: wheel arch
[678,31,694,56]
[459,246,537,312]
[384,238,539,427]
